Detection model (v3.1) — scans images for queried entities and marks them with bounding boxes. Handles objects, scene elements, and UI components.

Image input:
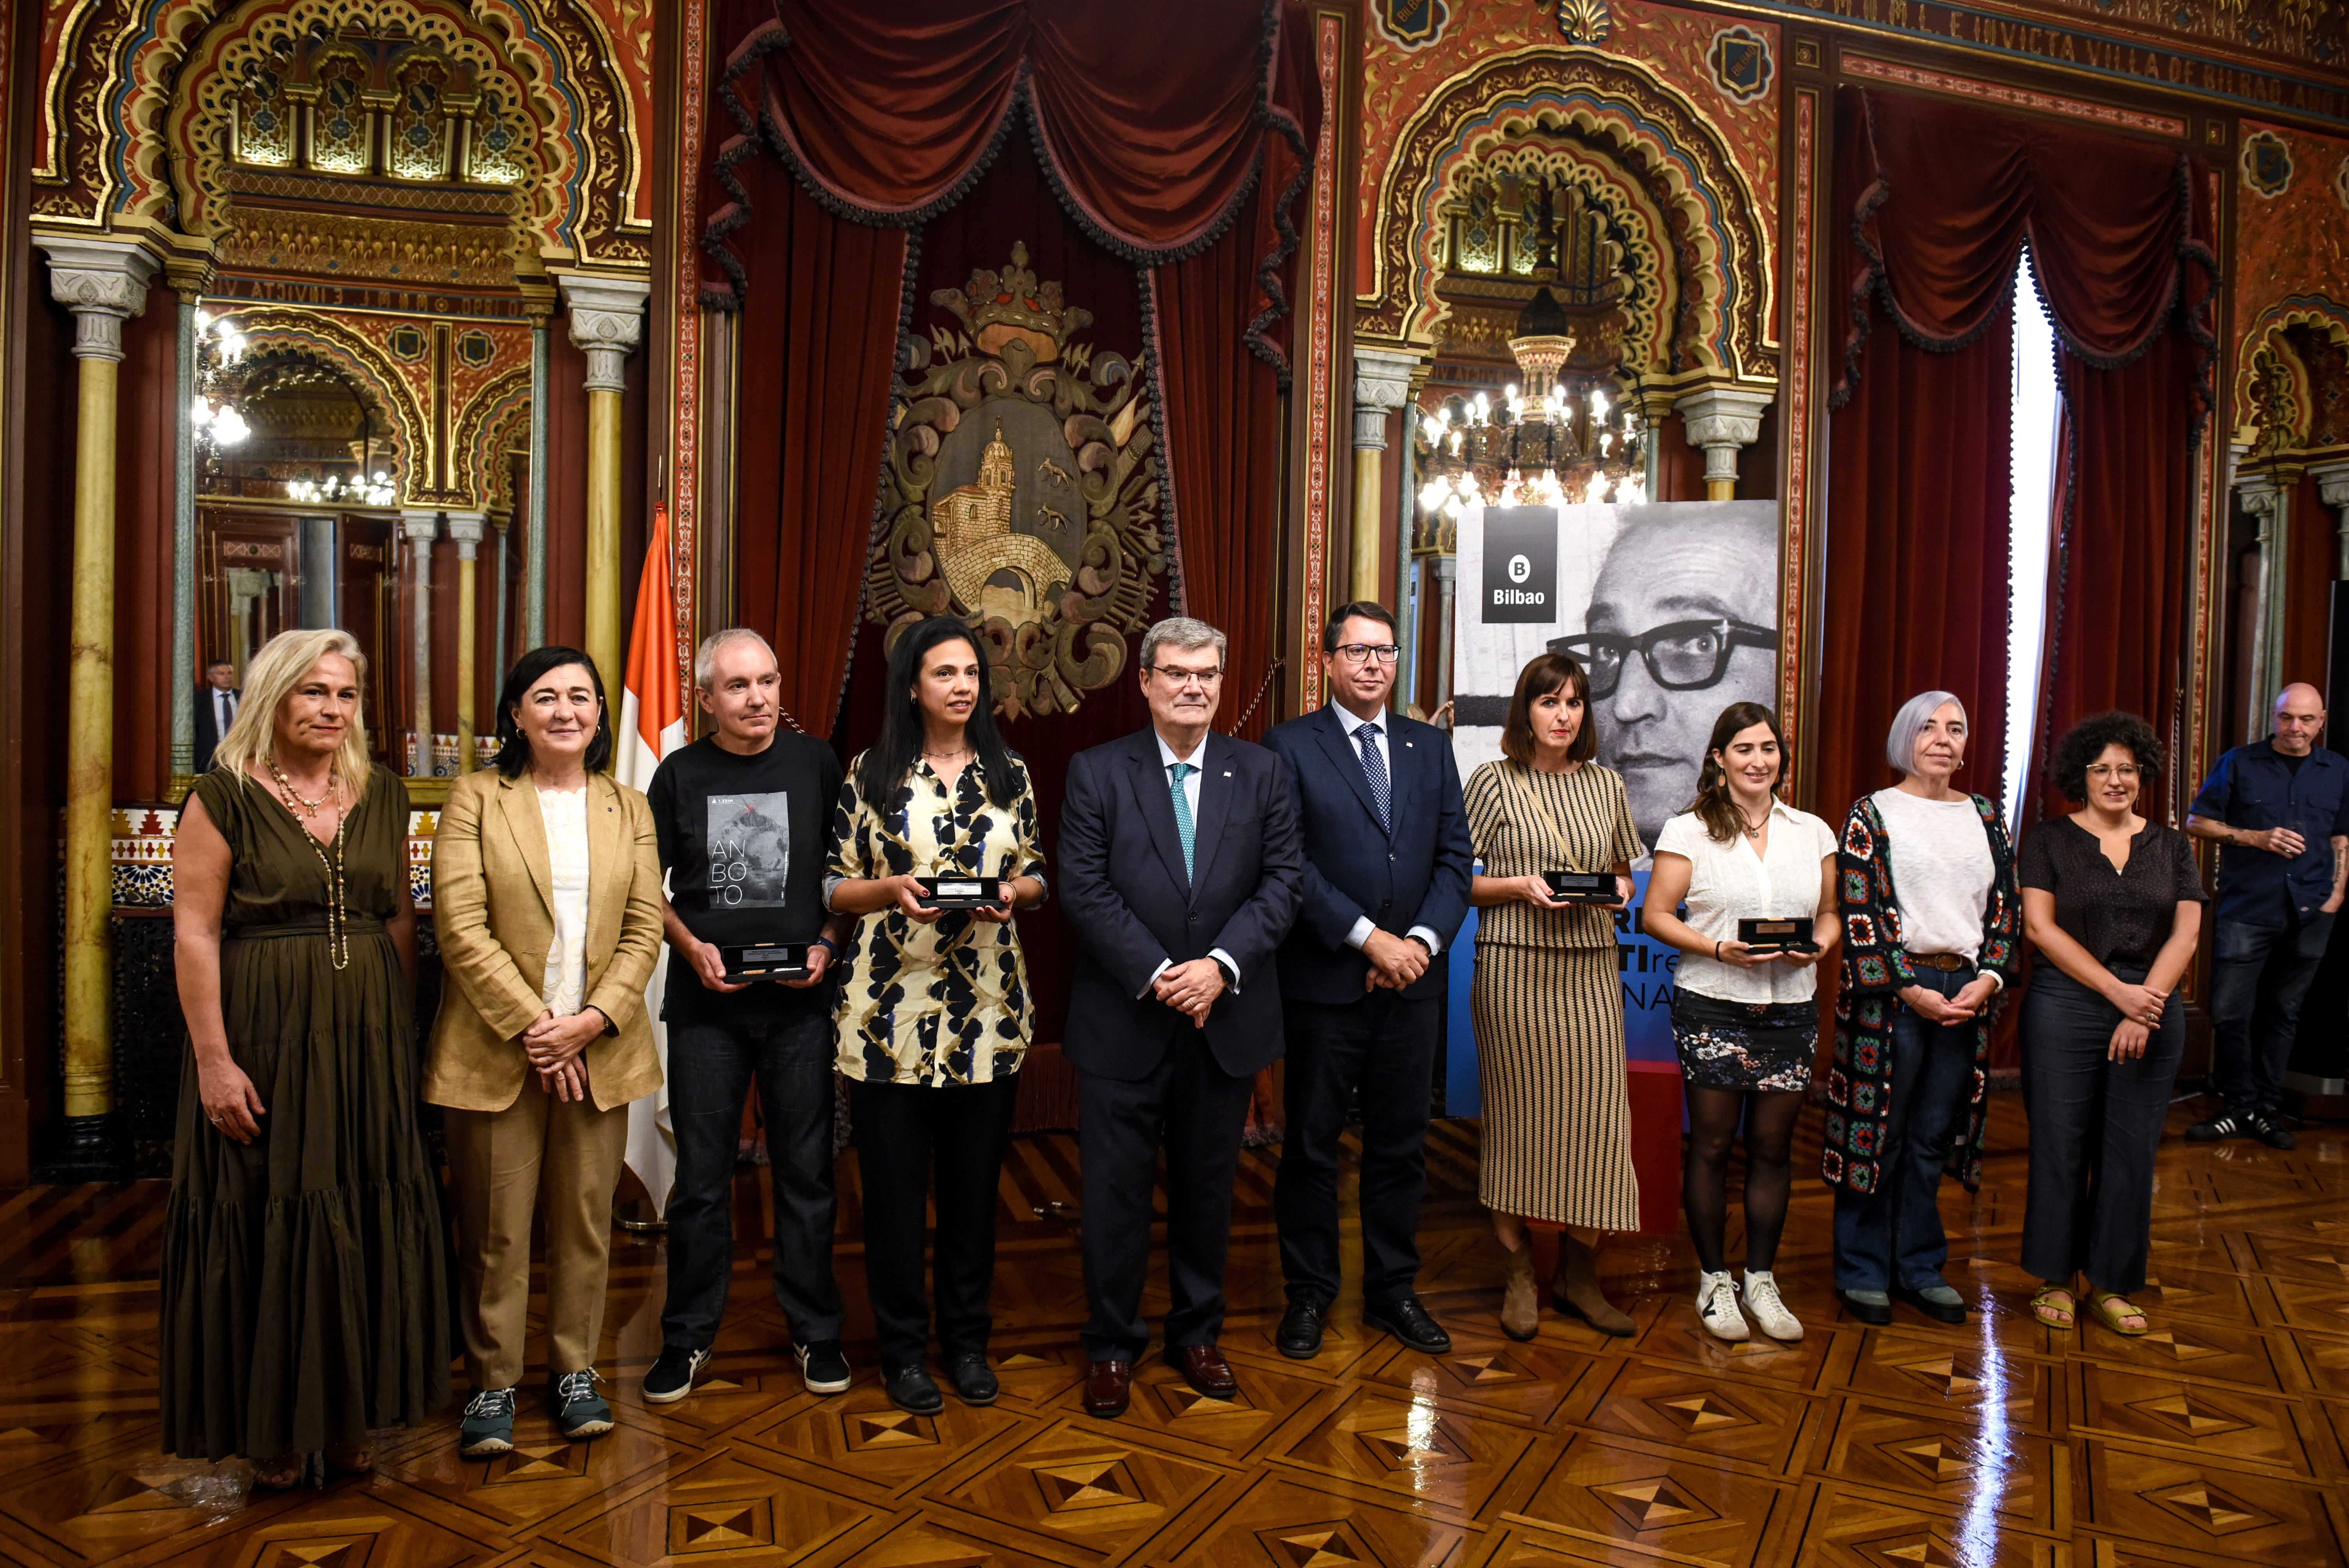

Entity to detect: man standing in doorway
[641,628,854,1402]
[192,659,239,773]
[1059,616,1304,1418]
[2185,682,2349,1149]
[1262,600,1472,1359]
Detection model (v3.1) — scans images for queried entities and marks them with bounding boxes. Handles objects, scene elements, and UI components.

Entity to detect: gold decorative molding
[217,207,520,291]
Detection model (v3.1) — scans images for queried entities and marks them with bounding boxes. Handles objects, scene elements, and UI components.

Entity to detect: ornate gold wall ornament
[1555,0,1612,46]
[868,244,1164,721]
[216,207,519,290]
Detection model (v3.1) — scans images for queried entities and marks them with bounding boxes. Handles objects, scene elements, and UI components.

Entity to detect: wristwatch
[1213,955,1238,989]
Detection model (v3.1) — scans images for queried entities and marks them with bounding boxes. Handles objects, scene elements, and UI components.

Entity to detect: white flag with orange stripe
[617,506,688,1215]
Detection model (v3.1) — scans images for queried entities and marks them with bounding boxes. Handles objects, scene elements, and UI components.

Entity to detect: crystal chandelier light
[189,308,251,448]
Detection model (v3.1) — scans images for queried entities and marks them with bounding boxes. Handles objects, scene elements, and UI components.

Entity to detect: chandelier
[189,308,252,448]
[1416,177,1650,521]
[289,471,397,507]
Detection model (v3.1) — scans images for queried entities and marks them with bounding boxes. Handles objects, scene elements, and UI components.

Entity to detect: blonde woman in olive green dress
[163,629,449,1487]
[1465,651,1644,1341]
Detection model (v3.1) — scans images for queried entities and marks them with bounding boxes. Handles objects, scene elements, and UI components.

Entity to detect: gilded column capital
[445,509,488,560]
[558,274,651,394]
[34,235,158,362]
[1351,346,1422,451]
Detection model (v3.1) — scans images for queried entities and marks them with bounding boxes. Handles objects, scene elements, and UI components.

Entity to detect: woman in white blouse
[1641,703,1839,1343]
[428,646,664,1458]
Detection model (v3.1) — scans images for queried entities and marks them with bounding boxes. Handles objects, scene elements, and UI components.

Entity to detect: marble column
[170,286,200,777]
[446,511,487,772]
[2311,460,2349,581]
[1675,386,1776,502]
[526,321,550,648]
[299,515,339,629]
[558,275,649,688]
[36,237,156,1161]
[2237,470,2292,742]
[1351,346,1420,604]
[1431,554,1458,711]
[403,509,440,774]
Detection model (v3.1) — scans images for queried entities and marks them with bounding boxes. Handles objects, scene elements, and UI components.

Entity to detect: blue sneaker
[459,1386,516,1456]
[550,1369,613,1439]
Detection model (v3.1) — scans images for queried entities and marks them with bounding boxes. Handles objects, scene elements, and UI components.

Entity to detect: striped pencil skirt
[1470,939,1640,1230]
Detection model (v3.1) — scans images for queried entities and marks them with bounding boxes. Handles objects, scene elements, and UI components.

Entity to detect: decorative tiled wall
[108,805,440,910]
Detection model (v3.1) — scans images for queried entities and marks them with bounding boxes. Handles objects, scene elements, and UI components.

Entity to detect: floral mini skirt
[1670,989,1818,1092]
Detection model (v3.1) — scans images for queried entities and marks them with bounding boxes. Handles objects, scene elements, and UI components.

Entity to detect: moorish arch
[1360,46,1775,385]
[35,0,647,266]
[2233,299,2349,447]
[212,306,425,502]
[455,367,536,514]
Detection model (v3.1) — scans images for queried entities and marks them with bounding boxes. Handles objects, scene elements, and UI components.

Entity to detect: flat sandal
[2087,1290,2148,1336]
[2029,1286,2076,1330]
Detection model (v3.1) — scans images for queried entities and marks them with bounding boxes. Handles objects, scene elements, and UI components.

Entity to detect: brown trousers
[444,1081,630,1390]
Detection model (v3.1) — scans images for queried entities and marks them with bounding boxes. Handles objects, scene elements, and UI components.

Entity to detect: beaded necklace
[267,753,351,971]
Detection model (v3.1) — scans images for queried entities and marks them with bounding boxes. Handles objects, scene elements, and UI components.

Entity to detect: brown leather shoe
[1083,1359,1134,1418]
[1168,1343,1238,1399]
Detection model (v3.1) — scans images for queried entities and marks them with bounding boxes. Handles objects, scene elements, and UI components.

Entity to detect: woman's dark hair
[856,617,1018,809]
[2052,710,2164,802]
[1499,651,1598,766]
[1687,702,1786,845]
[494,645,612,778]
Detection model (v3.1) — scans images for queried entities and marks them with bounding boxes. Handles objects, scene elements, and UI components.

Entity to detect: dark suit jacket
[192,686,240,773]
[1262,703,1473,1005]
[1059,726,1305,1080]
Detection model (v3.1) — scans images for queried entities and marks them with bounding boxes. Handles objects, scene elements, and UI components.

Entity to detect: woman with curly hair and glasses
[2016,712,2205,1337]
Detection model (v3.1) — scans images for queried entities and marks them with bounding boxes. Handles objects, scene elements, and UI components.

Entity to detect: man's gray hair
[1140,615,1227,670]
[1886,690,1965,777]
[694,626,780,689]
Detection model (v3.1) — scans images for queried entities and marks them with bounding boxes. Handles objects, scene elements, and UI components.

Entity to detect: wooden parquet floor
[0,1097,2345,1567]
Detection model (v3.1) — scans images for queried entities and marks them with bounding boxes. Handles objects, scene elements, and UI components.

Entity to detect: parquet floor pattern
[0,1099,2344,1566]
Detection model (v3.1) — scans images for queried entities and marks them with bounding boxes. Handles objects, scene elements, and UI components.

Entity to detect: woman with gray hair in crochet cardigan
[1821,691,2020,1328]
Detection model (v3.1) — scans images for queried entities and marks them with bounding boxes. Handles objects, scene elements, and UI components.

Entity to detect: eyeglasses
[1332,643,1401,665]
[1146,665,1224,690]
[1546,620,1775,699]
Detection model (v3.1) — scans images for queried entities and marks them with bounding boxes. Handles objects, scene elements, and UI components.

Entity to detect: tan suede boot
[1552,1234,1636,1336]
[1498,1238,1538,1341]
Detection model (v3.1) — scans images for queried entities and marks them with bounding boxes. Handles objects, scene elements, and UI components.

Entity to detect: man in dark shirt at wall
[640,628,854,1402]
[2185,682,2349,1149]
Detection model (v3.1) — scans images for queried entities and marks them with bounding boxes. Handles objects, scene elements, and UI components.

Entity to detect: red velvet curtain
[719,157,907,732]
[2282,469,2335,695]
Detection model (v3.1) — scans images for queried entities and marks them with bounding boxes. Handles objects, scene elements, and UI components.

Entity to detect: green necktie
[1168,761,1196,880]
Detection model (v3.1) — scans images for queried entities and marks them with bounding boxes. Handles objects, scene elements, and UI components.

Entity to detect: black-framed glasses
[1146,665,1224,689]
[1333,643,1401,665]
[1547,620,1775,699]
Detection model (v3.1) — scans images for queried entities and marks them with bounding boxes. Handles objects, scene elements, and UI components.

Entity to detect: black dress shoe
[1276,1296,1326,1359]
[945,1352,998,1406]
[1363,1296,1453,1354]
[883,1363,943,1415]
[1839,1290,1893,1326]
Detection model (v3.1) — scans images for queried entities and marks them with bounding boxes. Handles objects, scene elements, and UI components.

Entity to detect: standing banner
[1446,500,1782,1233]
[617,506,688,1217]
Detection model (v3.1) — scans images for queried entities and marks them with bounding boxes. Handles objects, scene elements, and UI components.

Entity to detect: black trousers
[2208,912,2334,1120]
[1078,1032,1255,1362]
[1274,991,1440,1308]
[2018,966,2183,1295]
[661,1012,843,1349]
[848,1074,1020,1371]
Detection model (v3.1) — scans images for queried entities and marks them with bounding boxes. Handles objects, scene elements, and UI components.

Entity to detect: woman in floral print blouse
[1823,691,2020,1330]
[827,617,1047,1418]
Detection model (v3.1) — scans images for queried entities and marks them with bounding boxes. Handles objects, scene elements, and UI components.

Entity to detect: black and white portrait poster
[706,792,792,908]
[1453,501,1781,858]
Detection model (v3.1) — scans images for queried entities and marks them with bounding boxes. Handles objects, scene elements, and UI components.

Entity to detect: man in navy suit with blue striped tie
[1262,601,1473,1358]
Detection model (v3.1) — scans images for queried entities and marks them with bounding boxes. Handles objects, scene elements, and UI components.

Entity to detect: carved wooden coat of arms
[868,243,1164,718]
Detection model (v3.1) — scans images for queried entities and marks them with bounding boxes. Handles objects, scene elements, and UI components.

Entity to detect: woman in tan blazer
[428,645,663,1457]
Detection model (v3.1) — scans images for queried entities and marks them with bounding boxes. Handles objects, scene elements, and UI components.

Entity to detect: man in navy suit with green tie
[1262,601,1473,1358]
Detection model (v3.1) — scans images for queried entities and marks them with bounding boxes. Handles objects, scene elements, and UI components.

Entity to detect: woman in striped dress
[1465,651,1644,1340]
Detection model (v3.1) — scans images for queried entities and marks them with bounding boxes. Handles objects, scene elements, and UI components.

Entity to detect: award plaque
[722,942,811,981]
[1542,871,1618,904]
[915,875,999,910]
[1738,916,1816,953]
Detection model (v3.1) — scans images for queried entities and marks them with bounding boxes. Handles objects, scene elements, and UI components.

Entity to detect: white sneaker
[1696,1269,1750,1341]
[1741,1270,1804,1341]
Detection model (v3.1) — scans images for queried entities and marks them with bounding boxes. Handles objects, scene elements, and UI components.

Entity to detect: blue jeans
[1832,966,1978,1293]
[2208,913,2333,1120]
[659,1011,843,1349]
